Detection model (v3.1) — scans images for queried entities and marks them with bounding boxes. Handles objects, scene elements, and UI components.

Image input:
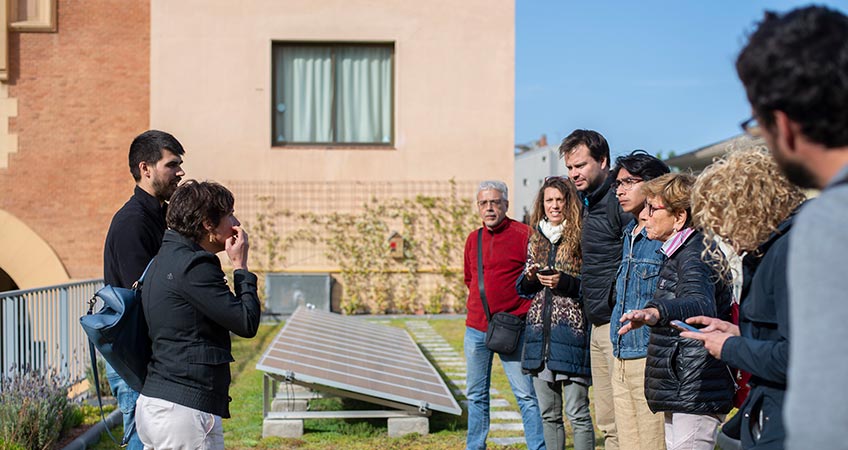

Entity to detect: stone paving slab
[491,437,526,446]
[454,388,500,397]
[490,411,521,420]
[490,422,524,431]
[490,398,510,408]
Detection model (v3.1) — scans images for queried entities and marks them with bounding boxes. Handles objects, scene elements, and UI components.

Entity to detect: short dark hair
[612,150,671,182]
[558,129,610,164]
[166,180,234,243]
[128,130,186,182]
[736,6,848,148]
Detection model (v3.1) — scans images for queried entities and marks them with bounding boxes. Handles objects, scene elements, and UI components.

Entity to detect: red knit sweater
[464,217,532,332]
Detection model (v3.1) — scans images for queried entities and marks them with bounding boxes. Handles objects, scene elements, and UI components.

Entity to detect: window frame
[271,41,396,148]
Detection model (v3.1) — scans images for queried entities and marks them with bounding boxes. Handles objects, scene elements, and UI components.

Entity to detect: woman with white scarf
[517,176,594,450]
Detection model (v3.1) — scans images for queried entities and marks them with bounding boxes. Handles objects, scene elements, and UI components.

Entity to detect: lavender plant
[0,366,81,450]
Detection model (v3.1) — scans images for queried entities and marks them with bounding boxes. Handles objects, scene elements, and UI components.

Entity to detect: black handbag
[80,259,154,393]
[477,229,523,354]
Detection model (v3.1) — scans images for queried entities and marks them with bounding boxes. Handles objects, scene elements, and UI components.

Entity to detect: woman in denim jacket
[608,151,670,450]
[684,148,805,449]
[517,177,594,450]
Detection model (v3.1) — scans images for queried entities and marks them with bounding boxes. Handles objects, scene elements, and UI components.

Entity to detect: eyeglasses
[477,199,505,209]
[645,201,667,217]
[740,116,761,137]
[611,177,644,191]
[544,175,567,183]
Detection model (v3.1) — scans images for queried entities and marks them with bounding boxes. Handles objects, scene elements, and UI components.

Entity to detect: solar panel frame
[256,306,462,416]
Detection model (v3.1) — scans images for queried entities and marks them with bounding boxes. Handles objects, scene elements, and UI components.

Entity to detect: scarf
[539,219,564,244]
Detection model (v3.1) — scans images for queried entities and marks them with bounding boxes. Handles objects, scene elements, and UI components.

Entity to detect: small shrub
[0,367,76,450]
[85,357,111,398]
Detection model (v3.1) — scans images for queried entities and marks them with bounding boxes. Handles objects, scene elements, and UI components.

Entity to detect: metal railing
[0,279,103,389]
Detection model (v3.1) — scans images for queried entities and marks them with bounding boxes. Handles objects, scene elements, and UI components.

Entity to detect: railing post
[59,288,69,380]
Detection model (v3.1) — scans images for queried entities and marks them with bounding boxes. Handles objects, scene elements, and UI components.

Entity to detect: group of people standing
[94,5,848,450]
[462,5,848,450]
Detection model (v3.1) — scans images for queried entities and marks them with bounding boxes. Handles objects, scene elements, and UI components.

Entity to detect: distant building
[664,133,765,174]
[514,135,564,224]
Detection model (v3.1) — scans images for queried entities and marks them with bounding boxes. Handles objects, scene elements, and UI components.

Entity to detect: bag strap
[87,332,125,447]
[477,229,492,322]
[131,258,155,291]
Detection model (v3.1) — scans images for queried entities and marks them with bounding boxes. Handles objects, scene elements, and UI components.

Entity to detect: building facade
[0,0,515,291]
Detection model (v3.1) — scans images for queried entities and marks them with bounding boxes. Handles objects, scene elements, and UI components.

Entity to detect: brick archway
[0,209,69,290]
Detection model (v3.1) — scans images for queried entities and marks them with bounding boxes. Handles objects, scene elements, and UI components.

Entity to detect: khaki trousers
[612,357,666,450]
[590,323,618,450]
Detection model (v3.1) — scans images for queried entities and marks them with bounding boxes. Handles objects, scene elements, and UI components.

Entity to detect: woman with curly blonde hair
[680,147,805,450]
[517,176,594,450]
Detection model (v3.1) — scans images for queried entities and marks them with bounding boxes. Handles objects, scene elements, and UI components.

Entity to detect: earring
[209,234,216,243]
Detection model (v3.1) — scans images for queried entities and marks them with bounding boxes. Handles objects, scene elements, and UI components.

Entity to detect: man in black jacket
[561,129,631,450]
[102,130,185,450]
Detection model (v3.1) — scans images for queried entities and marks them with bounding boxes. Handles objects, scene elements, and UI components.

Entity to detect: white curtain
[275,46,332,143]
[335,46,392,144]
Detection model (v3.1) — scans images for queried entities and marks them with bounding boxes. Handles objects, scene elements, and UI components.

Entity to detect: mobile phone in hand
[670,320,701,333]
[537,267,557,276]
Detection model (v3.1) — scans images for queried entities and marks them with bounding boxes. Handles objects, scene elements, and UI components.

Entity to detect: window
[272,42,394,146]
[10,0,57,32]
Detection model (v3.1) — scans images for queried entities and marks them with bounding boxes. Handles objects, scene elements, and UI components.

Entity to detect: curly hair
[529,177,582,260]
[736,6,848,148]
[692,146,805,277]
[166,180,235,243]
[640,173,696,226]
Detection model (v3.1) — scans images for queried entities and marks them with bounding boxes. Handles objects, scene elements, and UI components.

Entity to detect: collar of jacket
[744,203,802,268]
[660,227,696,258]
[581,172,613,208]
[483,216,513,234]
[162,229,205,251]
[133,185,167,221]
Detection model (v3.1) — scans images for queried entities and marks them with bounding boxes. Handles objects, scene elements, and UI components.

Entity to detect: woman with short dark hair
[136,180,261,450]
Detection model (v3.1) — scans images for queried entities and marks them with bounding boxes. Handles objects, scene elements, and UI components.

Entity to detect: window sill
[10,19,56,33]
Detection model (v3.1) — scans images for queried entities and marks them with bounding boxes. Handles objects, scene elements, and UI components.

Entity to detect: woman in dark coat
[136,180,261,450]
[517,177,594,450]
[683,148,806,450]
[618,173,734,450]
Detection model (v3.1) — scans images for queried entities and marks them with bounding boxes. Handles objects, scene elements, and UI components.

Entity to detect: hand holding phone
[537,267,557,276]
[670,320,701,333]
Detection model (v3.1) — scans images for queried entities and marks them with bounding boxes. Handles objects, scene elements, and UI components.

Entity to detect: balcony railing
[0,279,104,390]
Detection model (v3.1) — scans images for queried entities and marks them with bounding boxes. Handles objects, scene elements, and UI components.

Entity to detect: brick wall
[0,0,150,279]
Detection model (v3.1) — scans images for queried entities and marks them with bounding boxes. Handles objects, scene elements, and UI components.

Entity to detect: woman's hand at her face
[618,307,660,335]
[225,226,249,271]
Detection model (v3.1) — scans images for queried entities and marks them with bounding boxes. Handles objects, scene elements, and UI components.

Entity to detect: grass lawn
[86,316,605,449]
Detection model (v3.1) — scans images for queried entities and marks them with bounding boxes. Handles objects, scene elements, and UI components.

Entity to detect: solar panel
[256,306,462,416]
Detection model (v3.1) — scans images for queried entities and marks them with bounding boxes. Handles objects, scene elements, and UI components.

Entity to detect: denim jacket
[610,219,664,359]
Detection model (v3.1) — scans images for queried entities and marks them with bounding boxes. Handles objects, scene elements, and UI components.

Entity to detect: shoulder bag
[478,229,524,354]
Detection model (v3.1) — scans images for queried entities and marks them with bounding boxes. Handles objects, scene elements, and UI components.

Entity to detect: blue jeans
[105,362,142,450]
[464,327,545,450]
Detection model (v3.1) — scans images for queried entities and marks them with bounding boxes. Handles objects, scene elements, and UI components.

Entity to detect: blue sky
[515,1,848,159]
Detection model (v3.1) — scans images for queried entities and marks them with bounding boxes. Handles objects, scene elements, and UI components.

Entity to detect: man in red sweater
[463,180,544,450]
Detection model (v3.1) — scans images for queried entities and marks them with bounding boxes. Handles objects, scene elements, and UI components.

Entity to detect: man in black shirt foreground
[102,130,185,449]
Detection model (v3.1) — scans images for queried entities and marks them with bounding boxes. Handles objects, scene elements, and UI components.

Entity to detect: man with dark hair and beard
[103,130,185,450]
[736,6,848,449]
